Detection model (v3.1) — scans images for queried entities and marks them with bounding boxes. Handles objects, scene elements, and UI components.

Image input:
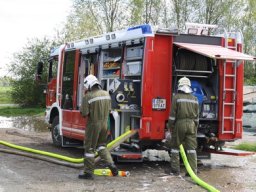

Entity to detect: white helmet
[178,77,191,87]
[178,77,192,93]
[84,75,100,90]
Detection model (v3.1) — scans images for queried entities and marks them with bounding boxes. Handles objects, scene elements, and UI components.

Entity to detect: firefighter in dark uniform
[166,77,199,176]
[79,74,118,179]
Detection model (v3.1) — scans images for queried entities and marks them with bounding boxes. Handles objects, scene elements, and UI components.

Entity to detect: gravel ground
[0,128,256,192]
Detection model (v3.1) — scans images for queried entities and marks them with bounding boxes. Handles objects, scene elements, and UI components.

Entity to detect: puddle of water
[0,116,49,132]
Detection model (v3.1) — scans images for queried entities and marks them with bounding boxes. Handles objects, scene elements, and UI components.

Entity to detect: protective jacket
[80,89,111,122]
[168,93,199,131]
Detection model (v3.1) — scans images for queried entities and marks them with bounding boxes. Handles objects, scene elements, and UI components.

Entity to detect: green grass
[0,86,12,104]
[234,142,256,152]
[0,106,45,117]
[0,87,45,117]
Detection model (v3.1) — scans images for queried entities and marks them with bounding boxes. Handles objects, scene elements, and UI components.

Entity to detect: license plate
[152,98,166,110]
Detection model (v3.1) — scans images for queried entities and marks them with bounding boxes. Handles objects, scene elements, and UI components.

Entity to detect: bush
[8,38,53,107]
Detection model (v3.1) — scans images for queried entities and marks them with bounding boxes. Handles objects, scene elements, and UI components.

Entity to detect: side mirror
[36,61,43,81]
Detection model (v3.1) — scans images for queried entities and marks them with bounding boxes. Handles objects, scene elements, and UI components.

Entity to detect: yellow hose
[179,144,220,192]
[94,169,130,177]
[0,148,83,168]
[0,130,137,164]
[0,140,83,163]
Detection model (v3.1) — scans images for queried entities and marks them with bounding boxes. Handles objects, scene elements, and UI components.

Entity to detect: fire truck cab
[39,23,255,161]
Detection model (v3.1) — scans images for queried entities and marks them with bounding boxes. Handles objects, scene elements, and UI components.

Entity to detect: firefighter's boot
[169,148,180,175]
[78,171,94,180]
[98,147,118,176]
[164,168,180,176]
[107,163,118,176]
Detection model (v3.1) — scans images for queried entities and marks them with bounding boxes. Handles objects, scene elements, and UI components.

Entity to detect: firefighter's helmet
[84,75,100,90]
[178,77,192,93]
[178,77,191,87]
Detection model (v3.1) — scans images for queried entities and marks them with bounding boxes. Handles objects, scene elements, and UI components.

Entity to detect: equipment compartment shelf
[115,109,140,112]
[103,61,120,69]
[124,74,141,77]
[126,56,143,61]
[103,67,120,70]
[102,75,119,78]
[103,56,121,62]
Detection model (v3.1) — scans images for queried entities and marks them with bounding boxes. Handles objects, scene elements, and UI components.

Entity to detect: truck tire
[51,116,62,146]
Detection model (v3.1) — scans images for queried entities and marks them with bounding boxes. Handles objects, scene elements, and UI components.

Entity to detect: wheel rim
[53,124,61,142]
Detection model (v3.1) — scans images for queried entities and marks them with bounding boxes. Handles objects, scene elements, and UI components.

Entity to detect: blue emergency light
[127,24,152,34]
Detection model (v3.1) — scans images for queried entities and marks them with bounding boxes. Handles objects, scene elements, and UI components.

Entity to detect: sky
[0,0,72,77]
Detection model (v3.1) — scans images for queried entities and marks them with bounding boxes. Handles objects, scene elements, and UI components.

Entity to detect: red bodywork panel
[235,43,244,139]
[46,78,57,107]
[62,110,72,137]
[71,111,86,140]
[140,35,173,140]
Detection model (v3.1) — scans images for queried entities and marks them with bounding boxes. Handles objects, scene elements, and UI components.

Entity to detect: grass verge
[234,142,256,152]
[0,106,45,117]
[0,86,12,104]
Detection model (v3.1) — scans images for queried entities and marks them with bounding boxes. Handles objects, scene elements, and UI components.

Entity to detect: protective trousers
[83,121,114,174]
[170,119,197,174]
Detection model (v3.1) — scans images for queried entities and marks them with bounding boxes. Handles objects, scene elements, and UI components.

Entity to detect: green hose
[179,144,220,192]
[0,130,136,164]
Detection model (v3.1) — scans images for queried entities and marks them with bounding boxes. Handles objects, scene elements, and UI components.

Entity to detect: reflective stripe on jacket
[80,89,111,122]
[168,92,199,128]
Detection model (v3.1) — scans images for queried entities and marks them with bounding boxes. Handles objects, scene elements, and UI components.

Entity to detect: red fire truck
[37,23,255,161]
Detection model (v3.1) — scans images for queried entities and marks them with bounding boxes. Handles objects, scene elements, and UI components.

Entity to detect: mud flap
[205,148,255,156]
[111,151,143,162]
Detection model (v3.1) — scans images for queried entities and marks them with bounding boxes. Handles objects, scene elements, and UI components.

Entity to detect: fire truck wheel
[51,116,62,146]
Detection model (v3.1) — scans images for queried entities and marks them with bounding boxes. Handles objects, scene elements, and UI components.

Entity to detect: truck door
[61,50,76,137]
[71,52,99,140]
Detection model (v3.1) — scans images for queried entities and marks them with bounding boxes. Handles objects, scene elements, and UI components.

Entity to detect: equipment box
[126,46,143,60]
[126,61,142,75]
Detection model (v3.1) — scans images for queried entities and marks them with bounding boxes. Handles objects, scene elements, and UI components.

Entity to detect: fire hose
[179,144,220,192]
[0,130,137,176]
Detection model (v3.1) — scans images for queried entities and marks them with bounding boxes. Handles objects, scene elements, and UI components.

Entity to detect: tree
[58,0,130,43]
[129,0,164,26]
[57,0,103,42]
[8,38,52,106]
[240,0,256,85]
[0,76,12,87]
[60,0,167,42]
[171,0,190,30]
[129,0,144,25]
